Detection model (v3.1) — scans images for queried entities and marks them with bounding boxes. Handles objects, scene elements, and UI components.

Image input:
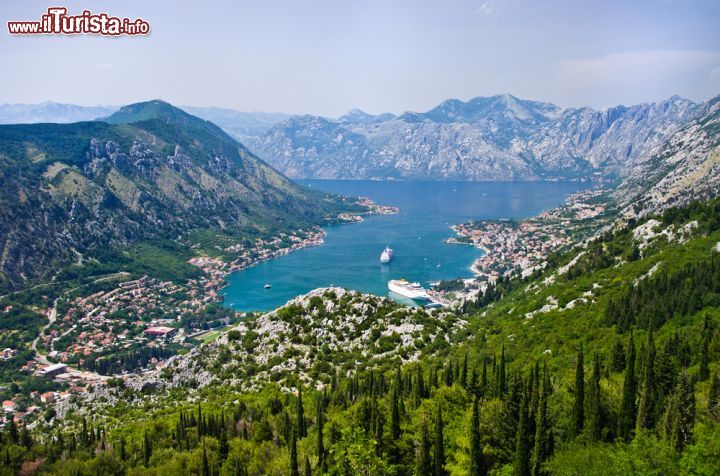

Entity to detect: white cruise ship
[380,246,393,263]
[388,279,430,300]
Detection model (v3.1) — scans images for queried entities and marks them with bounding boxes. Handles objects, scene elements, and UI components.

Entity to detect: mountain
[0,101,118,124]
[0,102,289,143]
[181,106,291,142]
[339,108,396,124]
[46,193,720,475]
[0,100,353,290]
[247,94,702,180]
[615,95,720,217]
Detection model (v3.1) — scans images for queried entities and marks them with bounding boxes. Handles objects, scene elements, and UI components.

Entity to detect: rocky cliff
[248,94,701,180]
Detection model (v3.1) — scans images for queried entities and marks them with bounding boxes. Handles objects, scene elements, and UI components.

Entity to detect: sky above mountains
[1,0,719,116]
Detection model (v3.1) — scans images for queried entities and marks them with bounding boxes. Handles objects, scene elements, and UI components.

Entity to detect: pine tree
[531,363,551,476]
[469,397,485,476]
[416,417,432,476]
[514,390,531,476]
[618,333,637,442]
[636,330,657,432]
[610,339,626,373]
[316,396,325,472]
[572,344,585,438]
[663,372,695,451]
[709,372,720,417]
[586,352,602,441]
[290,428,299,476]
[433,403,446,476]
[297,385,307,438]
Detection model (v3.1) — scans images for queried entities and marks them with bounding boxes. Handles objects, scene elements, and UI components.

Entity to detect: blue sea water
[222,180,588,312]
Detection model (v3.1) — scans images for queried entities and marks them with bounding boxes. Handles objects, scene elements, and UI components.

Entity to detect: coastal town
[447,188,611,282]
[0,196,403,429]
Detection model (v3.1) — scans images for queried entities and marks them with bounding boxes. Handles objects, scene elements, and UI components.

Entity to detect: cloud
[96,62,113,71]
[475,0,519,17]
[551,49,720,106]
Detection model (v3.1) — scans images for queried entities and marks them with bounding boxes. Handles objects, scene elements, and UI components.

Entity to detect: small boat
[380,246,393,263]
[264,284,272,289]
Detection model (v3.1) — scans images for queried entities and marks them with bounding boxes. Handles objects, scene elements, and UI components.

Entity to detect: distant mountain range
[247,94,703,181]
[0,102,290,143]
[2,95,705,182]
[0,100,352,290]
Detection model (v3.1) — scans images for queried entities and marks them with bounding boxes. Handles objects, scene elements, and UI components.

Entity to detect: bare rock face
[615,95,720,217]
[248,94,701,181]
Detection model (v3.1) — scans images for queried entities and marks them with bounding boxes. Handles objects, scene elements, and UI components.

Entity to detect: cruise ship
[380,246,393,263]
[388,279,430,300]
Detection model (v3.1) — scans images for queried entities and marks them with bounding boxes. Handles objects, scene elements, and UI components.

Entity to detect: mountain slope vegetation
[0,101,359,292]
[3,195,718,475]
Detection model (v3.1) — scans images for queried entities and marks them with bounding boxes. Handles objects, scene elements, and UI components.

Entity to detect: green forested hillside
[2,198,720,475]
[0,101,360,292]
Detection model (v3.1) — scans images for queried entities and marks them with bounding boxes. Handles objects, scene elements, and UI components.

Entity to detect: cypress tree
[290,428,299,476]
[572,344,585,438]
[586,352,602,441]
[481,358,488,397]
[7,418,18,444]
[636,330,657,432]
[304,455,312,476]
[618,333,637,442]
[469,397,485,476]
[444,360,454,387]
[514,390,531,476]
[610,339,626,373]
[120,438,127,461]
[391,386,401,440]
[416,417,432,476]
[699,327,710,382]
[202,441,210,476]
[317,396,325,472]
[4,448,10,469]
[461,354,469,388]
[531,363,551,476]
[297,385,307,438]
[663,372,695,452]
[498,346,507,397]
[470,368,478,396]
[433,403,446,476]
[143,430,152,467]
[709,372,720,417]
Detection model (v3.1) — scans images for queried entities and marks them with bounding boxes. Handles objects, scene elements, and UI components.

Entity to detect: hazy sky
[1,0,719,116]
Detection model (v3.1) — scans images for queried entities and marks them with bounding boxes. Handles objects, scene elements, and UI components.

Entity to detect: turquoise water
[222,180,588,311]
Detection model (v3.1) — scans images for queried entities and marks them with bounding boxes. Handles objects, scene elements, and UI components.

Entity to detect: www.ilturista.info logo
[7,7,150,36]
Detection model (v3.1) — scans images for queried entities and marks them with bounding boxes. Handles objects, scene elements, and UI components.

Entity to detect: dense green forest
[2,196,720,475]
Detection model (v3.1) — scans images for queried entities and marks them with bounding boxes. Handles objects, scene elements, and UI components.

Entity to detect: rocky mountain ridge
[248,94,702,180]
[615,95,720,216]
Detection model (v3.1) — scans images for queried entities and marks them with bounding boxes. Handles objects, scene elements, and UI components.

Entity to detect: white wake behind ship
[380,246,393,263]
[388,279,430,301]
